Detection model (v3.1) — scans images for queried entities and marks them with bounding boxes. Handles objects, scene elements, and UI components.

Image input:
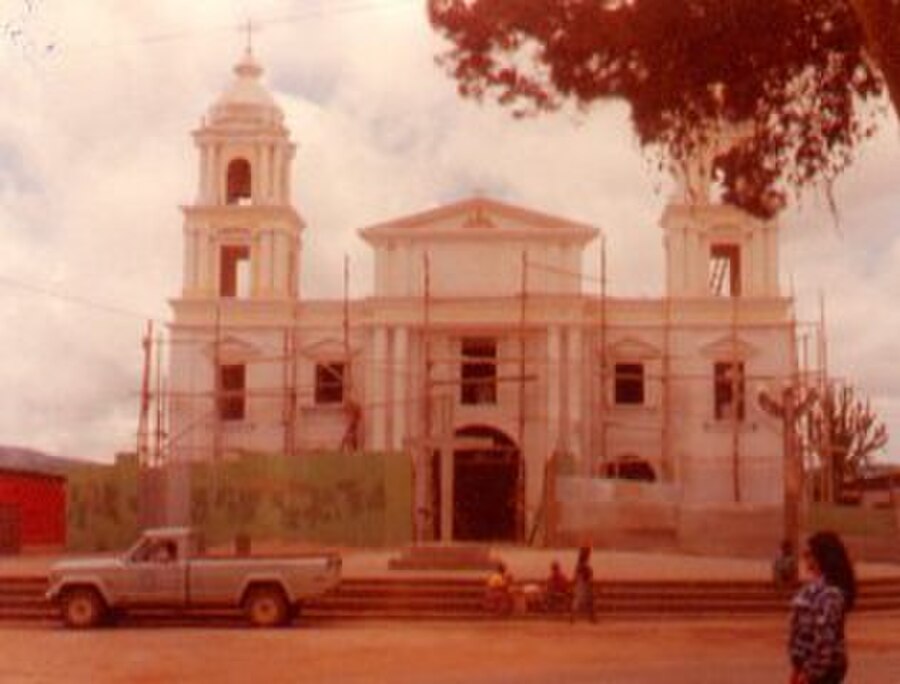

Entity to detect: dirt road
[2,614,899,683]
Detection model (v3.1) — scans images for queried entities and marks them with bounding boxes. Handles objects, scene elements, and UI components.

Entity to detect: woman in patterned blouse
[788,531,857,684]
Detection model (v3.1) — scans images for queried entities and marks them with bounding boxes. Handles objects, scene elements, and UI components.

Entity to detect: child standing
[571,546,596,623]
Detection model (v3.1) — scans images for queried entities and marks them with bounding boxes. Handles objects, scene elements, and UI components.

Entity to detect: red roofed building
[0,468,66,552]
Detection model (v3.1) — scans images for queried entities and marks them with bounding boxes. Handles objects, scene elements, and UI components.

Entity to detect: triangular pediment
[700,335,761,360]
[359,196,597,243]
[201,336,262,364]
[300,337,360,360]
[606,336,662,360]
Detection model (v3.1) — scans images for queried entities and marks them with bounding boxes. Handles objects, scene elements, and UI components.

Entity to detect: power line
[52,0,419,54]
[0,274,162,322]
[264,0,419,26]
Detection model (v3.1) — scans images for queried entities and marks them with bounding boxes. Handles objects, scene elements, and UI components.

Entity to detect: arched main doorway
[450,425,521,542]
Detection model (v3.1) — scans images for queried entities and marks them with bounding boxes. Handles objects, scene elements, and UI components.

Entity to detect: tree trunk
[849,0,900,119]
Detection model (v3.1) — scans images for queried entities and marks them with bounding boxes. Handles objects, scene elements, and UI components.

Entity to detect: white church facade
[167,51,797,549]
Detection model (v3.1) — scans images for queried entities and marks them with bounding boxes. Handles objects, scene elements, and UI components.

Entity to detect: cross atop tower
[242,18,255,55]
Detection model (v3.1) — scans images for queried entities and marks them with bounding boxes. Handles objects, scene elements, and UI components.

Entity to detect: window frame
[713,361,746,421]
[314,362,345,405]
[460,337,498,406]
[709,243,742,297]
[614,362,645,406]
[218,363,246,422]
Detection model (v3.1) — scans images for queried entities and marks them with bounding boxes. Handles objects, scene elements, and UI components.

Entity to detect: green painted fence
[188,450,412,548]
[66,458,140,552]
[66,451,413,552]
[807,502,898,538]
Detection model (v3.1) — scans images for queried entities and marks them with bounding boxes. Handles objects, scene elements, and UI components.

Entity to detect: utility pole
[340,254,360,452]
[782,386,800,565]
[154,330,165,468]
[729,295,741,503]
[760,384,816,582]
[420,252,433,542]
[598,233,608,471]
[213,304,223,463]
[819,293,833,504]
[343,253,352,396]
[288,298,299,460]
[137,320,153,529]
[517,251,527,538]
[137,320,153,467]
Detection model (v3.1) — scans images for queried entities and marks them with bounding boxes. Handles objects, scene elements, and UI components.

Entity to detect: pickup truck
[46,527,341,628]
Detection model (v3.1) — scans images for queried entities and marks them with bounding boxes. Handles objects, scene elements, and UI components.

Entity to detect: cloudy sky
[1,0,898,463]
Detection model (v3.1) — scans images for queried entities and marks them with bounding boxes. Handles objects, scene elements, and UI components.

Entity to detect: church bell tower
[179,47,304,302]
[661,148,780,300]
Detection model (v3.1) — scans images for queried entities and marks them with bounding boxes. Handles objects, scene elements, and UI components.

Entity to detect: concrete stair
[388,545,500,571]
[0,576,54,622]
[6,575,900,624]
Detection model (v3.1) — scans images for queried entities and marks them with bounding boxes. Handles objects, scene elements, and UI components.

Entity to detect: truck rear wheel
[61,587,106,629]
[244,586,289,627]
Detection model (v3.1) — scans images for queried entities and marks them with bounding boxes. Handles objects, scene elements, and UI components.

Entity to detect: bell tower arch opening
[226,158,252,205]
[445,424,522,542]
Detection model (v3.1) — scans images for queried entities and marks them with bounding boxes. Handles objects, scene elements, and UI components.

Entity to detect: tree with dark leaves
[429,1,899,218]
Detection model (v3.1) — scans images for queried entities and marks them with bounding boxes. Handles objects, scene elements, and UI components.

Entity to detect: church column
[567,326,583,464]
[212,144,222,205]
[258,143,271,204]
[270,144,278,203]
[200,147,212,204]
[766,228,779,294]
[200,231,215,297]
[268,229,277,294]
[393,326,408,451]
[691,229,707,295]
[371,326,388,450]
[271,148,283,205]
[184,226,198,295]
[546,325,562,455]
[281,148,291,203]
[272,230,287,297]
[253,229,273,298]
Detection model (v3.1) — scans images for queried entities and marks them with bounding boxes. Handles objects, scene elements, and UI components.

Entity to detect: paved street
[3,614,900,683]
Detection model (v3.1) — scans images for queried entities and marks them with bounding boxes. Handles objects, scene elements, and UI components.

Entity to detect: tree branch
[848,0,900,118]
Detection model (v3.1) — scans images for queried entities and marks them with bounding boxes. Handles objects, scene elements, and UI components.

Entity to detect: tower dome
[207,48,284,127]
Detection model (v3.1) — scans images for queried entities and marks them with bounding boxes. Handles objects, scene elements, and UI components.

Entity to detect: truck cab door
[121,538,187,607]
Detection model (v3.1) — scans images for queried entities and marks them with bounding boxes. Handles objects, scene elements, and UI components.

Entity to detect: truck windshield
[131,539,178,563]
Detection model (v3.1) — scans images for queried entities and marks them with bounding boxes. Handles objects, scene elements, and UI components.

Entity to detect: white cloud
[0,1,897,462]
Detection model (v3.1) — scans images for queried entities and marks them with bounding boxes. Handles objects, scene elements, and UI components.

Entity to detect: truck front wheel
[61,587,106,629]
[244,586,289,627]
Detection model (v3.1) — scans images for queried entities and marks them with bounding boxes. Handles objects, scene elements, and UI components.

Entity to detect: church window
[220,245,250,298]
[461,338,497,405]
[226,158,252,205]
[218,364,246,421]
[714,361,745,420]
[709,244,741,297]
[315,362,345,405]
[614,363,645,405]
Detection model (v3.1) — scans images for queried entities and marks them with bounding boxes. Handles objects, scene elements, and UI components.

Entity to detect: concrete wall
[553,476,788,558]
[554,477,679,549]
[677,504,783,558]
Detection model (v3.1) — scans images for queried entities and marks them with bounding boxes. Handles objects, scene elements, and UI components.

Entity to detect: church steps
[1,575,898,623]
